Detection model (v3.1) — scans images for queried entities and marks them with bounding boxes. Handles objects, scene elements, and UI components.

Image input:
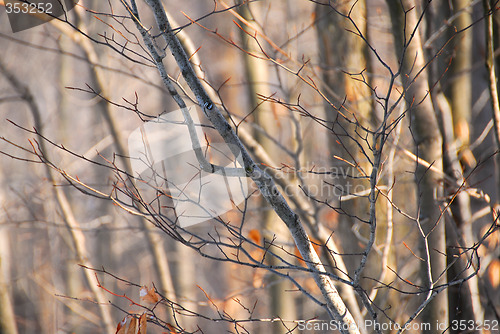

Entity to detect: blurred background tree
[0,0,499,333]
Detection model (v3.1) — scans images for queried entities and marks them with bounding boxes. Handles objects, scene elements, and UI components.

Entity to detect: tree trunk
[315,1,371,329]
[484,0,500,203]
[132,1,361,332]
[387,1,449,331]
[0,251,18,334]
[434,93,482,332]
[0,58,116,334]
[237,2,297,332]
[315,0,372,265]
[449,0,475,168]
[426,1,482,328]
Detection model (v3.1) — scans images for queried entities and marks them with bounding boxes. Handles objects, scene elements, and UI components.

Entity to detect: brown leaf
[140,286,160,304]
[248,229,261,245]
[138,313,147,334]
[488,259,500,288]
[116,316,128,334]
[165,323,179,333]
[126,317,137,334]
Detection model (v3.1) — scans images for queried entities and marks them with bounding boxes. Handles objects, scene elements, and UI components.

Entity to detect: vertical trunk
[315,0,372,263]
[237,2,296,333]
[170,242,196,327]
[426,1,481,328]
[159,13,205,329]
[450,0,475,168]
[434,94,482,332]
[315,1,370,329]
[57,25,78,297]
[67,9,179,326]
[484,0,500,203]
[0,59,116,333]
[0,164,16,334]
[0,249,18,334]
[56,23,88,330]
[387,1,448,331]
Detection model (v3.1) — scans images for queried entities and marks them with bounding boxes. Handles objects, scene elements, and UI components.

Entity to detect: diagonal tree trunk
[127,1,361,332]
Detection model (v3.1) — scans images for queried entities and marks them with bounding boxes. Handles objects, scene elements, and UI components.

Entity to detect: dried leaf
[116,316,128,334]
[248,229,261,245]
[322,209,338,225]
[165,323,179,333]
[138,313,147,334]
[480,224,500,249]
[126,317,137,334]
[488,259,500,288]
[140,286,160,304]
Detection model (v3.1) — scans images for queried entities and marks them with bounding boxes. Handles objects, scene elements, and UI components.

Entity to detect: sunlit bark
[386,1,448,331]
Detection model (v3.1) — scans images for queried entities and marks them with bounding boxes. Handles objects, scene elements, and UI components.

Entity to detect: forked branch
[121,0,361,332]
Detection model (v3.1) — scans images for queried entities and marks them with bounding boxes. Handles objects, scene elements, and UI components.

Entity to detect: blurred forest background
[0,0,499,333]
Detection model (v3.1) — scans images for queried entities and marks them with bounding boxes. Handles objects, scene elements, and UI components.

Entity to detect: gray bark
[127,0,360,332]
[386,1,449,331]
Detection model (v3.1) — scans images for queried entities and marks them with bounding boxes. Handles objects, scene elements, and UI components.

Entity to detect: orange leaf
[116,316,128,334]
[480,224,499,249]
[488,259,500,288]
[138,313,147,334]
[248,229,261,245]
[140,286,160,304]
[126,317,137,334]
[322,209,338,224]
[165,323,179,333]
